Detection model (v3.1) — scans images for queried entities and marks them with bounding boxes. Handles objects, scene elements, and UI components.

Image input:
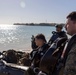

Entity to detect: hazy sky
[0,0,76,24]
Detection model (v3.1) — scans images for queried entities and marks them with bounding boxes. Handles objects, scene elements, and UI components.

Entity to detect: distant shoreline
[13,23,65,26]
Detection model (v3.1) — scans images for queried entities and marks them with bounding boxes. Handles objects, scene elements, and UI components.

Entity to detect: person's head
[35,34,46,47]
[65,11,76,35]
[55,25,63,32]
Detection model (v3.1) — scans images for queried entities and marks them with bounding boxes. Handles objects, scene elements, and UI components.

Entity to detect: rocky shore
[0,49,31,66]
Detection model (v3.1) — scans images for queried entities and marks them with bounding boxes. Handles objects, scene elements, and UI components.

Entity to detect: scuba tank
[39,37,67,75]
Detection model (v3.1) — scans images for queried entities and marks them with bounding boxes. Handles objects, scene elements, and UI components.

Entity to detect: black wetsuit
[29,44,49,68]
[48,31,68,46]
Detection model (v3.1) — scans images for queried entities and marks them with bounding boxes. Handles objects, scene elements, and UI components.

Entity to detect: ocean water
[0,25,65,52]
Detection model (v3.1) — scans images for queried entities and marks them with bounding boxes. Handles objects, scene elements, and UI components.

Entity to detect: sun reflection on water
[0,24,18,44]
[0,25,16,30]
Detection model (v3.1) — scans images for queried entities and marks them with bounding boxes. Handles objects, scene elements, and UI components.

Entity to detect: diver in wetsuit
[30,34,49,67]
[48,25,68,46]
[29,34,49,72]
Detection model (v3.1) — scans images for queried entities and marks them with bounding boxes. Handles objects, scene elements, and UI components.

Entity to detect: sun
[20,1,26,8]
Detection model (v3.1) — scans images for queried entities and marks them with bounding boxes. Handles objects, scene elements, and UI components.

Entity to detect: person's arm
[63,44,76,75]
[29,50,37,62]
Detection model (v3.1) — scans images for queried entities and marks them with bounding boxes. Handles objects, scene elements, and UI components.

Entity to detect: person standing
[63,11,76,75]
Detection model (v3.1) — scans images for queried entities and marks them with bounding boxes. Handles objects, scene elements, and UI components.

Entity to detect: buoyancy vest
[39,37,67,75]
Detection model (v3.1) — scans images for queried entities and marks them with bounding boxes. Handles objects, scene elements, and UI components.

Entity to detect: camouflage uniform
[63,34,76,75]
[63,44,76,75]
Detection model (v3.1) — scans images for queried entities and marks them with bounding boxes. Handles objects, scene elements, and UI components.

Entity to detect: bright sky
[0,0,76,24]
